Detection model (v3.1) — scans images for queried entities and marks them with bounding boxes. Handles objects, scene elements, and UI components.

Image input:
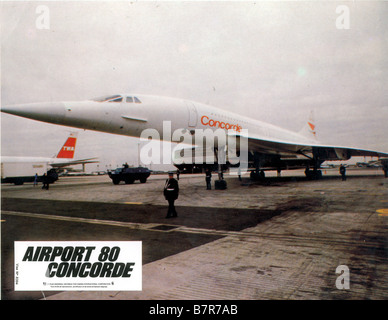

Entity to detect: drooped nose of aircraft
[1,102,66,124]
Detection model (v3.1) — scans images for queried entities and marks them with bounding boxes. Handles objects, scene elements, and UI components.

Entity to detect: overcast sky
[1,1,387,171]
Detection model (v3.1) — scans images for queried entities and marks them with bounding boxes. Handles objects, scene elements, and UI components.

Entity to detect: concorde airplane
[2,94,388,183]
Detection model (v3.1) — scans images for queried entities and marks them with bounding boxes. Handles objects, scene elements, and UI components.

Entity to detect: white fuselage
[19,94,315,153]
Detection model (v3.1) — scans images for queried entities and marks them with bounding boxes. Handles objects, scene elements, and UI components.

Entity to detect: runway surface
[1,168,388,300]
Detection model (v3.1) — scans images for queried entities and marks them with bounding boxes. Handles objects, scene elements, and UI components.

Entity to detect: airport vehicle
[2,94,388,184]
[1,133,98,184]
[108,166,151,184]
[1,160,50,185]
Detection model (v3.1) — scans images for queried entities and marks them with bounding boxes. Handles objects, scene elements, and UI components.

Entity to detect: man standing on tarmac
[163,172,179,218]
[339,164,347,181]
[382,160,388,178]
[42,173,50,190]
[205,168,212,190]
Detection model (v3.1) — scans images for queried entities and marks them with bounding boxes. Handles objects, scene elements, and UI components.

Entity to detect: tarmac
[1,167,388,300]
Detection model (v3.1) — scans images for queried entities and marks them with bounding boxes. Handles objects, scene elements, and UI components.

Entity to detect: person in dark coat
[339,164,346,181]
[383,161,388,178]
[205,169,212,190]
[42,173,49,190]
[163,172,179,218]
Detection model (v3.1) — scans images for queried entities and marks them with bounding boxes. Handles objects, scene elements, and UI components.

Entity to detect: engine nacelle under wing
[334,148,351,160]
[313,147,351,161]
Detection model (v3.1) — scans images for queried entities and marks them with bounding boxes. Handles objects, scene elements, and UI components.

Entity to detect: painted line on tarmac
[2,210,160,231]
[3,210,240,236]
[4,210,385,249]
[2,210,257,238]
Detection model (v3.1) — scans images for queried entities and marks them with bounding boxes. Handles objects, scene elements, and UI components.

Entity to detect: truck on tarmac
[1,160,58,185]
[108,166,151,185]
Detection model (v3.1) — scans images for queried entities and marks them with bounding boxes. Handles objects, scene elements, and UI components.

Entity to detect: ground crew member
[339,164,346,181]
[382,161,388,178]
[42,173,50,190]
[163,172,179,218]
[205,169,212,190]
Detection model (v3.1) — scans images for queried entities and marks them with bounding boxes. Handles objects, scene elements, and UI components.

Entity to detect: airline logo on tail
[308,121,316,137]
[56,133,77,159]
[298,111,317,140]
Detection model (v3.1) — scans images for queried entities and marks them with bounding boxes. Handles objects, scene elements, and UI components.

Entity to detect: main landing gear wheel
[305,169,322,180]
[250,170,265,180]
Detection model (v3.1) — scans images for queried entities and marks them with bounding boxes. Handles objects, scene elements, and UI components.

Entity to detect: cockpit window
[92,95,123,102]
[108,97,123,102]
[92,95,140,103]
[126,96,142,103]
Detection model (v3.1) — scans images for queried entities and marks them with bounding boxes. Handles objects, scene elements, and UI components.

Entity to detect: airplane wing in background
[49,157,99,168]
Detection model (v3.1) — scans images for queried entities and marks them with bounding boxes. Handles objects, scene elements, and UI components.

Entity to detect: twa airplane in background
[2,94,388,184]
[1,132,99,185]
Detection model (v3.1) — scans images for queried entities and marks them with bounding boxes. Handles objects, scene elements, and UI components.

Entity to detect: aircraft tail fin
[56,132,78,159]
[298,110,317,140]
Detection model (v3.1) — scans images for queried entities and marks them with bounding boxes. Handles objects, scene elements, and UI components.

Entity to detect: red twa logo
[57,137,77,159]
[201,115,242,132]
